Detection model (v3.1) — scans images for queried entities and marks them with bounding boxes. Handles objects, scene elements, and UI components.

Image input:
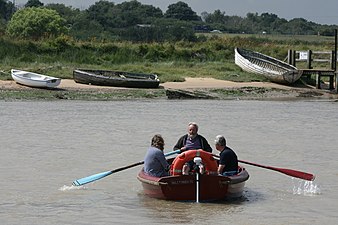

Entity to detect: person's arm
[200,135,212,152]
[218,151,227,174]
[218,164,225,175]
[173,135,186,151]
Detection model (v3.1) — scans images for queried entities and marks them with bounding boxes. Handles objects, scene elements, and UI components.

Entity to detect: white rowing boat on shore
[11,69,61,88]
[235,48,303,84]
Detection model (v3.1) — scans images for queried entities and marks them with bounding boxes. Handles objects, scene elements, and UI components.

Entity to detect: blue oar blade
[72,171,113,186]
[72,149,181,186]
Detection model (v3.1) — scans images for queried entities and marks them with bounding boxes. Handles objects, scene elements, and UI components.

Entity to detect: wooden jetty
[287,29,338,93]
[299,69,335,90]
[288,49,337,92]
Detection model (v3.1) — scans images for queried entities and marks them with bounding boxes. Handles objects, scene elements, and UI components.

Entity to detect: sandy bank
[1,78,337,101]
[1,78,293,90]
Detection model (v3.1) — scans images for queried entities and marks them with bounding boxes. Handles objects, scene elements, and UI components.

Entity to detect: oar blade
[237,159,315,181]
[71,149,181,186]
[72,171,113,186]
[279,168,315,181]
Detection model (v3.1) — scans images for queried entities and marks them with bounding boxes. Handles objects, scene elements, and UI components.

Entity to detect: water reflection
[137,188,264,224]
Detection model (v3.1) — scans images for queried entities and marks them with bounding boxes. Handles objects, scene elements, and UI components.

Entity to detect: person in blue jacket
[144,134,170,177]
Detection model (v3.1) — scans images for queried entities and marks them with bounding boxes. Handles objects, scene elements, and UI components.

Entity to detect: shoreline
[0,78,295,90]
[1,78,337,101]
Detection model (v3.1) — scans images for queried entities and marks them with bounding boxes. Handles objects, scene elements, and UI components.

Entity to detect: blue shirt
[144,146,169,177]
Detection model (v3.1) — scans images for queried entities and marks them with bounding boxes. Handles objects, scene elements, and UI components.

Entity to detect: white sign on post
[299,51,308,60]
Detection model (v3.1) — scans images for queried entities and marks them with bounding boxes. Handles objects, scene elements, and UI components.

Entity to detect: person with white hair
[173,122,212,174]
[214,135,238,176]
[174,122,212,153]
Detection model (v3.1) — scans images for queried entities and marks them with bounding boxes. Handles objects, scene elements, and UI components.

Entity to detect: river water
[1,99,337,225]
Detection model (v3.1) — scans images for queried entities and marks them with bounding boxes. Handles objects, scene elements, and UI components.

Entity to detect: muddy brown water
[1,100,337,224]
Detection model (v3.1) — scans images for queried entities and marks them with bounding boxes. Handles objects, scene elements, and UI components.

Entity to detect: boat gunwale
[74,69,159,82]
[137,166,249,185]
[11,69,61,82]
[73,69,160,88]
[11,69,61,87]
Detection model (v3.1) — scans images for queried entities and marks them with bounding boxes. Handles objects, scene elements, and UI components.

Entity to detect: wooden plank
[316,73,321,89]
[336,72,338,93]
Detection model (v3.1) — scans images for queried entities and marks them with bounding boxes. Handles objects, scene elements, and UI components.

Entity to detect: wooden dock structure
[299,69,335,90]
[287,29,338,93]
[287,49,338,92]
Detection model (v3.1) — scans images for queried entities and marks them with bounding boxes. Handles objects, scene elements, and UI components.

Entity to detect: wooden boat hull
[137,167,249,201]
[11,69,61,88]
[235,48,303,84]
[73,69,160,88]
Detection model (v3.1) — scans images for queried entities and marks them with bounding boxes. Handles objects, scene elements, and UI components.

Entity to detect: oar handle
[111,161,144,173]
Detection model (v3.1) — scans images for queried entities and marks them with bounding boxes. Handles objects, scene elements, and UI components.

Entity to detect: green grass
[0,33,336,84]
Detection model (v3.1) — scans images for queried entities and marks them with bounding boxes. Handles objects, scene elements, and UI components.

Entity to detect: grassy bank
[1,33,336,84]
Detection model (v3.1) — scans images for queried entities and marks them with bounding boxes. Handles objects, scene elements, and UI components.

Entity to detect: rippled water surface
[1,100,337,224]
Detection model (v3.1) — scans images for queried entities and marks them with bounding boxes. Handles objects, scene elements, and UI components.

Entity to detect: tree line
[1,0,338,42]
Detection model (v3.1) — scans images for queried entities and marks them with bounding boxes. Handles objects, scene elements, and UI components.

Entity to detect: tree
[204,10,226,24]
[25,0,43,8]
[6,7,67,40]
[287,18,316,35]
[165,1,200,21]
[0,0,16,21]
[45,3,81,25]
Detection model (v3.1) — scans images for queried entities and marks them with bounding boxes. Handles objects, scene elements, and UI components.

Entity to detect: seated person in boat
[173,122,212,175]
[144,134,170,177]
[215,135,238,176]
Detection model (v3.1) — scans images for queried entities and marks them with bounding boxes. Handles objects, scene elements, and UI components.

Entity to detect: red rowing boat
[137,166,249,201]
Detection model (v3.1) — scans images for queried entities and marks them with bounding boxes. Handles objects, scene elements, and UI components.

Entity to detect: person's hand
[181,146,187,151]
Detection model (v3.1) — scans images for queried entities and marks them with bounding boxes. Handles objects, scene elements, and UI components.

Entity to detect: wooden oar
[72,149,181,186]
[213,154,315,181]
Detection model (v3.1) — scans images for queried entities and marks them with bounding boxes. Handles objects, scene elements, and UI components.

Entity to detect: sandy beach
[1,78,337,100]
[0,78,295,90]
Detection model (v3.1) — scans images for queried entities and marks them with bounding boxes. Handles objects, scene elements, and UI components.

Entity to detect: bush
[6,7,67,40]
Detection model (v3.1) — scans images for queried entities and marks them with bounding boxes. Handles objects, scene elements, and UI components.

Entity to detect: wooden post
[329,75,334,89]
[316,71,321,89]
[336,72,338,93]
[287,50,293,65]
[307,50,312,69]
[335,29,338,93]
[334,29,337,71]
[331,50,335,70]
